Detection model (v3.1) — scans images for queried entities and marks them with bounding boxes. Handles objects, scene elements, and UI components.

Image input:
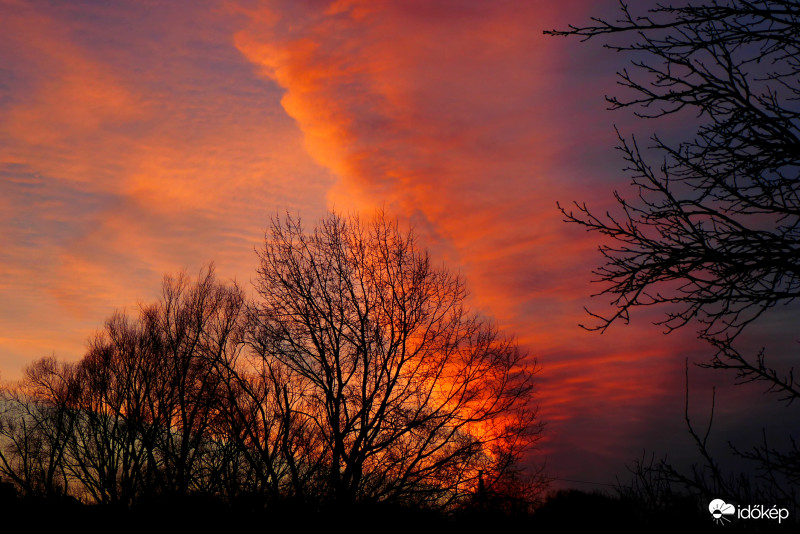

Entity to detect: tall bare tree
[248,211,541,508]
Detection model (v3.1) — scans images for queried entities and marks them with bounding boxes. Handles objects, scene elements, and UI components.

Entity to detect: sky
[1,0,796,490]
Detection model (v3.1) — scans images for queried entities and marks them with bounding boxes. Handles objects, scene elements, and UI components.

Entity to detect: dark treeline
[0,212,543,518]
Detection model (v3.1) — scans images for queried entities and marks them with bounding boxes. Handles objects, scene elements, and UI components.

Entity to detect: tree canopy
[0,211,542,513]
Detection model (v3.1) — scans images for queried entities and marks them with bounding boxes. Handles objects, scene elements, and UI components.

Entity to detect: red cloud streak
[234,0,710,486]
[3,0,761,489]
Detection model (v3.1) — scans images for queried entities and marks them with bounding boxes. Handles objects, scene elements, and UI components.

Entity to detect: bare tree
[547,1,800,396]
[64,318,153,505]
[0,357,74,499]
[546,0,800,507]
[214,345,324,504]
[248,211,542,509]
[137,266,247,499]
[0,225,542,513]
[35,265,250,505]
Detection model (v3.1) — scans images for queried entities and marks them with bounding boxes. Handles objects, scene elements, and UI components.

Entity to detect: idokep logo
[709,498,790,526]
[709,499,735,525]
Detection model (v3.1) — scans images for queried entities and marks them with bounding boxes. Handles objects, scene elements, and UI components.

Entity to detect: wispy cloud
[3,0,781,487]
[233,0,704,483]
[0,0,330,377]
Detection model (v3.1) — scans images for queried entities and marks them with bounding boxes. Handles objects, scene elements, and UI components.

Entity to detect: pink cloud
[3,0,773,489]
[0,1,330,379]
[233,0,704,483]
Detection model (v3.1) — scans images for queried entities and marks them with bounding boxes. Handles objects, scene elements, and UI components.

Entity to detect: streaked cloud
[2,0,787,488]
[0,0,331,376]
[233,0,706,483]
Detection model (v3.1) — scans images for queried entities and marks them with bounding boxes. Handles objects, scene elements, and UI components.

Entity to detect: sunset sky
[2,0,795,490]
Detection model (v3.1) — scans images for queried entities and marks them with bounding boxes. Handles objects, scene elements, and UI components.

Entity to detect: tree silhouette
[547,0,800,397]
[0,267,249,504]
[0,357,73,499]
[547,0,800,508]
[247,211,541,508]
[0,213,542,514]
[135,268,246,499]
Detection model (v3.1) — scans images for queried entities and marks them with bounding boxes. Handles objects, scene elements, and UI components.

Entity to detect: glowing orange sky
[4,0,779,488]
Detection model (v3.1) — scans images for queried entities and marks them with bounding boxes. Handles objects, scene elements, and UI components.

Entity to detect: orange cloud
[3,0,766,490]
[234,0,709,484]
[0,1,330,380]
